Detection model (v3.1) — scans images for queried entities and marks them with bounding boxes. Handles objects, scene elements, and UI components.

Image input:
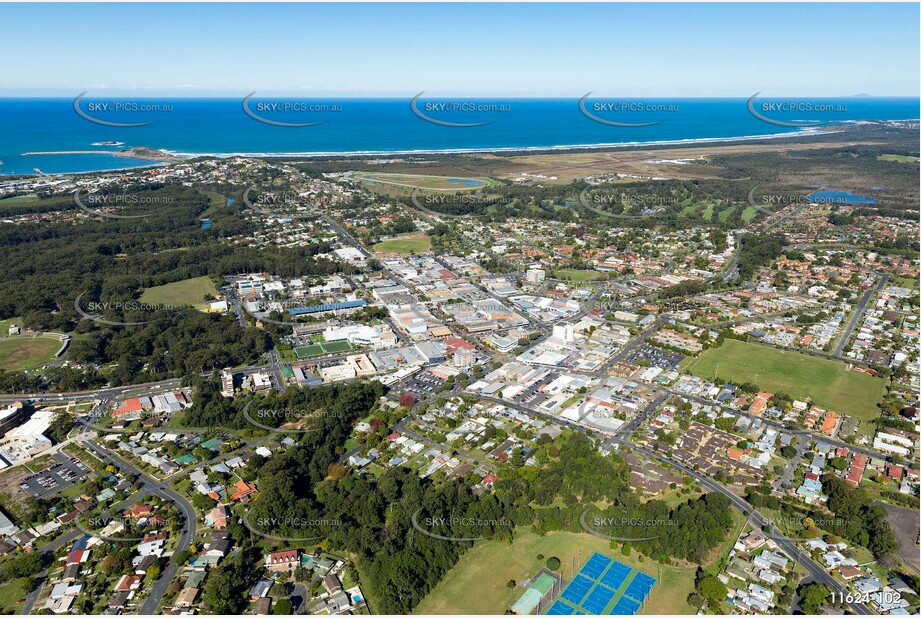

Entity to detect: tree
[696,573,727,606]
[546,556,561,571]
[687,592,705,609]
[100,554,122,574]
[273,599,293,615]
[797,582,829,614]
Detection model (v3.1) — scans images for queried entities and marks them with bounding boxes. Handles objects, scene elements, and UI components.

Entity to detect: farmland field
[139,276,220,307]
[681,339,886,419]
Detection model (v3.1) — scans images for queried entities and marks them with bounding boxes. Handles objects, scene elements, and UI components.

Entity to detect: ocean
[0,96,917,175]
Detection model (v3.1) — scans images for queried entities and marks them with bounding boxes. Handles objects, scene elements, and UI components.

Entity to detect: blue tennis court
[582,584,616,614]
[560,575,593,605]
[624,572,656,603]
[544,553,657,615]
[612,597,641,615]
[582,553,612,578]
[547,601,575,615]
[600,561,631,589]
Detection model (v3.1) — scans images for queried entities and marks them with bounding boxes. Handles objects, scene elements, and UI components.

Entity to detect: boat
[91,141,125,146]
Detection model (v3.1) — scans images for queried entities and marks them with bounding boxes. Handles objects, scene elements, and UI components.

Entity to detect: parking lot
[20,453,89,498]
[399,372,446,399]
[626,344,684,370]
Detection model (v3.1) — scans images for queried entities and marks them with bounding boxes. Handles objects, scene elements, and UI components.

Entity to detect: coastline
[5,117,918,176]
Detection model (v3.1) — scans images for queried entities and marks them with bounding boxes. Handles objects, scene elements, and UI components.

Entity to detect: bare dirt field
[881,502,920,570]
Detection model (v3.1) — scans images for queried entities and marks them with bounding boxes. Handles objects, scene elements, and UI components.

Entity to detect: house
[205,504,227,530]
[174,587,198,608]
[265,549,300,573]
[125,504,153,518]
[230,480,257,502]
[108,591,132,611]
[323,573,342,594]
[253,597,272,615]
[133,554,156,575]
[114,574,143,592]
[250,578,273,600]
[838,565,862,580]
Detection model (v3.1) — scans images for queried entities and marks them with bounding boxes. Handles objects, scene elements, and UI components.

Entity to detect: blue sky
[1,3,918,96]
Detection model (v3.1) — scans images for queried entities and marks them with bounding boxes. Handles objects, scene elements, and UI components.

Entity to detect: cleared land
[555,269,605,282]
[0,335,61,371]
[681,339,886,419]
[881,503,920,570]
[414,530,695,615]
[139,276,220,307]
[373,235,432,255]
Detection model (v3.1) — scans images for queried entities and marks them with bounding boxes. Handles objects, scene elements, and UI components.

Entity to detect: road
[79,437,196,615]
[624,442,871,615]
[832,273,889,358]
[19,529,82,615]
[657,384,893,461]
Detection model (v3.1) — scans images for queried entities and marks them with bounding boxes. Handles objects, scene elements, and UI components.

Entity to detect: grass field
[294,341,354,358]
[373,236,432,255]
[878,154,919,163]
[413,530,696,615]
[555,269,605,282]
[0,577,29,613]
[139,276,220,307]
[890,275,919,290]
[0,335,61,371]
[0,195,38,204]
[681,339,886,419]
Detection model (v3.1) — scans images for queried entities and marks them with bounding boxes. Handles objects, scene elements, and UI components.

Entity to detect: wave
[153,126,838,160]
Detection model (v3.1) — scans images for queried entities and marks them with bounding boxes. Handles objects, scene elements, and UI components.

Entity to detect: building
[265,549,300,573]
[552,322,575,343]
[526,268,546,284]
[220,368,235,398]
[454,347,475,368]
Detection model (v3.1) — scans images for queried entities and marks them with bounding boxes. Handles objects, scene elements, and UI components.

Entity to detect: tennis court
[545,552,656,615]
